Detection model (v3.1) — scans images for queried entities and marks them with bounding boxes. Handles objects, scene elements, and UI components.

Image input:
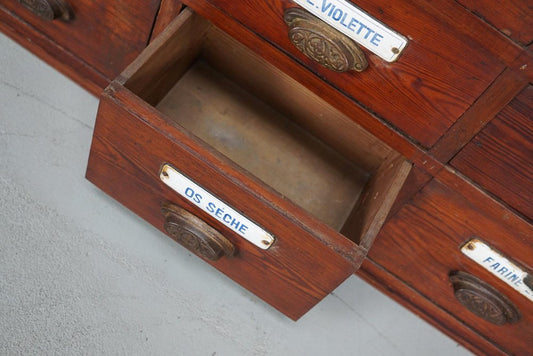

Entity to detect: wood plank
[387,165,433,219]
[358,259,509,356]
[164,1,450,177]
[456,0,533,45]
[156,60,369,231]
[2,0,161,79]
[0,6,106,96]
[184,0,521,147]
[367,176,533,355]
[450,86,533,220]
[341,153,411,248]
[122,9,211,105]
[87,88,362,320]
[430,68,529,162]
[150,0,183,41]
[203,26,393,172]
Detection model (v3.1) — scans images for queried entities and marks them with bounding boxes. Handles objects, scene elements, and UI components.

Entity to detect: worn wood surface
[430,68,529,163]
[87,88,361,320]
[357,259,509,356]
[121,8,410,244]
[451,86,533,220]
[2,0,160,80]
[202,26,393,173]
[341,153,411,249]
[150,0,183,42]
[184,0,522,147]
[156,60,369,231]
[123,10,210,105]
[0,5,106,96]
[387,165,433,219]
[162,1,451,178]
[5,0,527,348]
[84,9,422,319]
[456,0,533,45]
[367,176,532,355]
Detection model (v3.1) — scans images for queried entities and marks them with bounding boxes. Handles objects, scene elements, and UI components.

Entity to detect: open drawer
[86,8,411,320]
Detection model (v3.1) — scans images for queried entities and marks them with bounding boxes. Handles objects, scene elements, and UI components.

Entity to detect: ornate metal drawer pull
[161,202,235,261]
[18,0,73,22]
[449,271,521,325]
[284,8,368,73]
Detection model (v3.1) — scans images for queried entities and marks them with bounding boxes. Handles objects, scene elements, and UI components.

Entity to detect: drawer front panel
[368,178,532,354]
[3,0,160,79]
[86,89,359,320]
[184,0,520,147]
[455,0,533,45]
[451,85,533,220]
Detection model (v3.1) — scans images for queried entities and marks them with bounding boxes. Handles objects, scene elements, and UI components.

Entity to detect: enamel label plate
[461,238,532,302]
[160,164,275,250]
[292,0,408,62]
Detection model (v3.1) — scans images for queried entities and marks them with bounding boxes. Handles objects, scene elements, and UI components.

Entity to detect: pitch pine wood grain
[358,259,509,356]
[87,89,361,320]
[456,0,533,45]
[163,1,453,179]
[0,5,106,96]
[184,0,522,147]
[368,177,532,355]
[150,0,183,42]
[430,68,529,163]
[341,153,411,249]
[451,86,533,220]
[85,9,418,319]
[2,0,160,80]
[155,60,370,231]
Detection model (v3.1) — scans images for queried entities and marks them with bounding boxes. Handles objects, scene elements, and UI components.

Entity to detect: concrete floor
[0,33,471,355]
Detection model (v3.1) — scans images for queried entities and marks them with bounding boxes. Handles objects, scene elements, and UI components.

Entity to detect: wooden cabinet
[451,86,532,219]
[2,0,531,353]
[183,0,523,148]
[0,0,161,94]
[86,9,411,320]
[175,0,532,353]
[367,174,532,355]
[456,0,533,45]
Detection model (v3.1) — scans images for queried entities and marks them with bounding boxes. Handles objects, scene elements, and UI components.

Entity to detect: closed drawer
[451,85,533,220]
[455,0,532,45]
[183,0,521,148]
[86,9,411,320]
[2,0,160,80]
[368,176,532,354]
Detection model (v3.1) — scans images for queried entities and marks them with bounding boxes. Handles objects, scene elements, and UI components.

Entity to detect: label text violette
[305,0,384,46]
[292,0,408,62]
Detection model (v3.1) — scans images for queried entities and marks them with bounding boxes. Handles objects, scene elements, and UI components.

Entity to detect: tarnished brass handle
[161,202,235,261]
[18,0,73,22]
[450,271,521,325]
[284,8,367,72]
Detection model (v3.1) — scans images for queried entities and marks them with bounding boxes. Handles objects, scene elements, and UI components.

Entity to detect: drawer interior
[121,9,410,248]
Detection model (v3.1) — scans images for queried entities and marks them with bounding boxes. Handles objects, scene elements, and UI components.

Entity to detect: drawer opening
[121,9,411,248]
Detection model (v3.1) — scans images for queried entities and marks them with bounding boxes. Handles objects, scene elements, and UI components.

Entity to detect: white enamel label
[160,164,275,250]
[461,239,532,302]
[292,0,408,62]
